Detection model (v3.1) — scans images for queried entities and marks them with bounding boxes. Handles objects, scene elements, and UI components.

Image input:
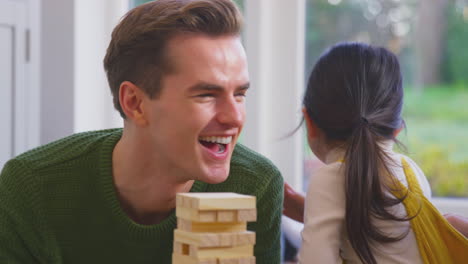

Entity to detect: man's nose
[217,97,245,127]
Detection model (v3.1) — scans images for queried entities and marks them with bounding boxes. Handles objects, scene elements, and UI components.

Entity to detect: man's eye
[235,92,246,102]
[235,91,247,99]
[196,93,215,98]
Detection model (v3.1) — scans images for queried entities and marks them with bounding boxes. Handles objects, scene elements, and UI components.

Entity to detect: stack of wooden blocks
[172,192,257,264]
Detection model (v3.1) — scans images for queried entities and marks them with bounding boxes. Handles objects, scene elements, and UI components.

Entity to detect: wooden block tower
[172,192,257,264]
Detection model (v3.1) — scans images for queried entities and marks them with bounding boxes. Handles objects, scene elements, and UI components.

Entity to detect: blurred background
[1,0,466,212]
[2,0,468,231]
[134,0,468,198]
[1,0,467,263]
[302,0,468,198]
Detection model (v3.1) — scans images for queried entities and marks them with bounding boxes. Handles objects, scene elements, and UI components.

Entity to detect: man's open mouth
[198,136,232,154]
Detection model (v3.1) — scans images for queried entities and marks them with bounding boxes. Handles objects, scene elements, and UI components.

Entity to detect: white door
[0,0,27,170]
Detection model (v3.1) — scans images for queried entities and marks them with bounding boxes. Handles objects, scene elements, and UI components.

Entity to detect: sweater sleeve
[298,162,345,264]
[0,159,49,263]
[249,165,283,264]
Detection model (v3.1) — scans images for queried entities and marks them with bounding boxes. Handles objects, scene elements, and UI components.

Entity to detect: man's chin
[199,168,230,184]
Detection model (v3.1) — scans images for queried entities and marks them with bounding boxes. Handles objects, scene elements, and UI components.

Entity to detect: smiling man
[0,0,283,263]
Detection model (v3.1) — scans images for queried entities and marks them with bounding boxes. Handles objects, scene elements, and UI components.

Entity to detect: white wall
[0,1,16,168]
[0,0,40,165]
[40,0,74,144]
[74,0,126,133]
[35,0,127,145]
[243,0,306,189]
[27,0,41,149]
[11,0,468,214]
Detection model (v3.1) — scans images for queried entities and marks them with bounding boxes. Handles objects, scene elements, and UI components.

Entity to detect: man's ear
[119,81,148,126]
[302,107,318,140]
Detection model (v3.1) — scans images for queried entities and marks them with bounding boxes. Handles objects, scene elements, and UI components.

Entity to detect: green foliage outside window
[442,2,468,85]
[402,86,468,197]
[305,0,468,197]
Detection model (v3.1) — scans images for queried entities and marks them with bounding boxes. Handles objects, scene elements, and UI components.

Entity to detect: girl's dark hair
[304,42,408,264]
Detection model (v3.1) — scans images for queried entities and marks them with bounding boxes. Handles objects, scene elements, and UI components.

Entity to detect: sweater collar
[98,128,208,241]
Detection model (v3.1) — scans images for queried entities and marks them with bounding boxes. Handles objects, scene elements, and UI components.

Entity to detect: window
[304,0,468,199]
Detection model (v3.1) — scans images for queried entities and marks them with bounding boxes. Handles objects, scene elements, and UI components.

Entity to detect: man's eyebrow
[187,82,250,92]
[188,83,223,92]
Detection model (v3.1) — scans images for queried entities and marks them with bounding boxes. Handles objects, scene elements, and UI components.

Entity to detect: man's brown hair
[103,0,243,118]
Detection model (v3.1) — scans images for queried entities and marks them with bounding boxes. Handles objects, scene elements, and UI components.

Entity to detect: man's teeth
[199,136,232,144]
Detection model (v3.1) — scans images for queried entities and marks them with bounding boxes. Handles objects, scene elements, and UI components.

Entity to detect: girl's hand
[444,213,468,238]
[283,182,305,223]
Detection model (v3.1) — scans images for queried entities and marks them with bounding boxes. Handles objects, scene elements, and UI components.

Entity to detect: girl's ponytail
[344,119,406,264]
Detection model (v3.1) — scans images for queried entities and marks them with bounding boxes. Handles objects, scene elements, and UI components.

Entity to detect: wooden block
[174,241,191,255]
[177,219,247,233]
[175,229,220,248]
[172,253,217,264]
[236,232,255,245]
[240,256,256,264]
[176,209,255,223]
[192,244,253,259]
[237,209,257,222]
[177,193,256,211]
[176,207,198,221]
[177,194,198,209]
[174,229,256,247]
[173,241,183,254]
[189,244,199,257]
[218,256,255,264]
[173,254,255,264]
[177,207,218,222]
[199,211,218,222]
[176,195,185,208]
[177,207,258,223]
[219,258,238,264]
[217,210,237,222]
[219,233,233,246]
[177,218,191,231]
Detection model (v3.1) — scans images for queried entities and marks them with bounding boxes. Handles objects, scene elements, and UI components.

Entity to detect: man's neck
[115,179,193,225]
[112,134,194,225]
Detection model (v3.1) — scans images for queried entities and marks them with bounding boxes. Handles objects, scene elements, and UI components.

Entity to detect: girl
[296,42,468,263]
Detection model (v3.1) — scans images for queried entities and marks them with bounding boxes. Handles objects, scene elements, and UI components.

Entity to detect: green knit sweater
[0,129,283,264]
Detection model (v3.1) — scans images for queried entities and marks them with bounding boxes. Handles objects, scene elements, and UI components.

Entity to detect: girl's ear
[393,124,403,138]
[119,81,148,126]
[302,107,318,140]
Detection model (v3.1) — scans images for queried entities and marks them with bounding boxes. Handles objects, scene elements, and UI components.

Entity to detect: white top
[299,144,432,264]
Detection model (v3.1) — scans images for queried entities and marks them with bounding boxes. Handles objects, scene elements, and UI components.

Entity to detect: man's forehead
[165,34,245,69]
[158,33,249,93]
